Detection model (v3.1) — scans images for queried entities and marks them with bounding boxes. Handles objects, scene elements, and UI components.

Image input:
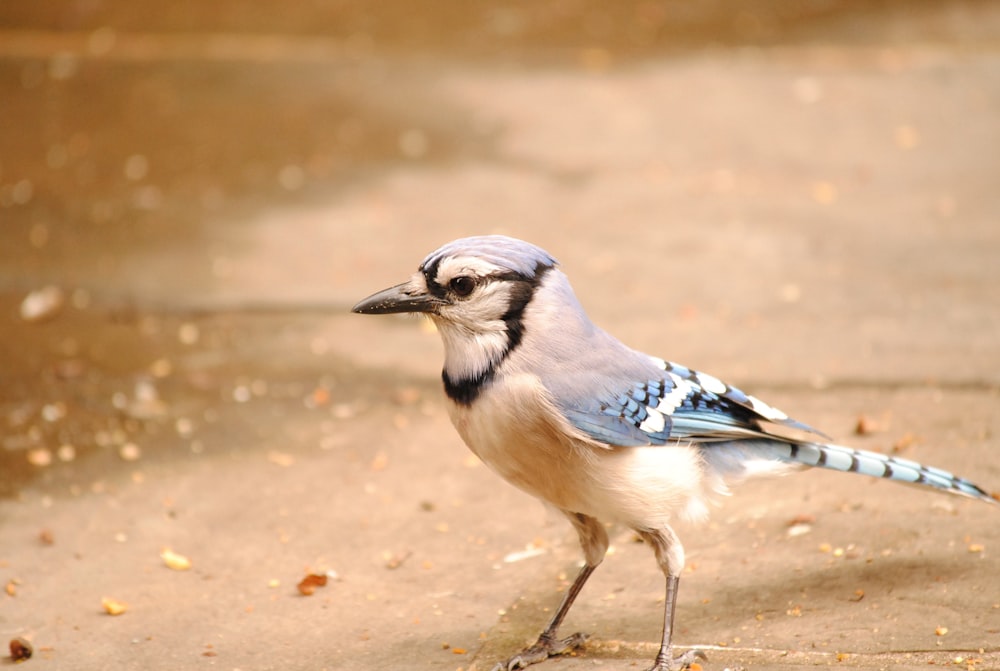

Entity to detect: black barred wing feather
[561,358,828,448]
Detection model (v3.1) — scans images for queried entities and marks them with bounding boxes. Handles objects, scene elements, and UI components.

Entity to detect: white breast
[445,372,713,528]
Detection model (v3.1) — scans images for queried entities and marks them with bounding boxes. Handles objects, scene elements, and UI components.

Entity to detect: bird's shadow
[690,551,967,616]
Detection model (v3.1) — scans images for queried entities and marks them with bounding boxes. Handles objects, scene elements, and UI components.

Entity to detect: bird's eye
[449,276,477,297]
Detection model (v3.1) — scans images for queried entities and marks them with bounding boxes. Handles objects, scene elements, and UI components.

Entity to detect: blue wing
[560,359,828,447]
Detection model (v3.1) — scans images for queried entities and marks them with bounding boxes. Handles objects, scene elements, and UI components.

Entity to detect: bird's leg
[646,574,706,671]
[490,513,608,671]
[636,528,706,671]
[490,563,596,671]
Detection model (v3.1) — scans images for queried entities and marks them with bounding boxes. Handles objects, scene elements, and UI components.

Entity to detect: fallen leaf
[102,597,128,615]
[297,573,328,596]
[9,637,33,661]
[891,432,916,454]
[160,548,192,571]
[786,513,816,526]
[855,415,881,435]
[384,550,412,570]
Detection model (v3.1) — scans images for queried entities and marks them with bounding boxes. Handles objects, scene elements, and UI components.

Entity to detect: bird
[352,235,996,671]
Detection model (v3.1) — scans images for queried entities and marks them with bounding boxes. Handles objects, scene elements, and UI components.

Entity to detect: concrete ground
[2,2,999,670]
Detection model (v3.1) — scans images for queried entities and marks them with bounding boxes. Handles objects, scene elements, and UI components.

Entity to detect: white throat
[433,316,510,384]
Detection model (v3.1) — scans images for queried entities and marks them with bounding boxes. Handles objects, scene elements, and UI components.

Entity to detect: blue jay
[353,235,996,671]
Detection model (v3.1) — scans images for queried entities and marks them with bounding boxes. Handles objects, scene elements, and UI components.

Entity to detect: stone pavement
[2,2,999,670]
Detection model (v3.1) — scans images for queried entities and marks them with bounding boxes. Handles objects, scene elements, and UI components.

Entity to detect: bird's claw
[489,631,589,671]
[644,648,708,671]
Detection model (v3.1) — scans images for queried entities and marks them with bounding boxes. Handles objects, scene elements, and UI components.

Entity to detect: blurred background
[3,0,998,490]
[4,1,999,301]
[2,3,999,669]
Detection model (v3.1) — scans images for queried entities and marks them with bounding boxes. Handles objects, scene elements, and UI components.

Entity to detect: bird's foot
[489,631,589,671]
[644,648,707,671]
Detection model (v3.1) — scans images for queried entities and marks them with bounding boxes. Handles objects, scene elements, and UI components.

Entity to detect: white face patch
[427,255,515,330]
[427,254,533,386]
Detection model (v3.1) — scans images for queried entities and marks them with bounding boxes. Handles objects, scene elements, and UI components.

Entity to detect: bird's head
[352,234,556,333]
[352,235,559,390]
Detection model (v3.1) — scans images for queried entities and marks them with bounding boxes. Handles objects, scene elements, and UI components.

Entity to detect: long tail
[780,442,995,503]
[704,440,997,504]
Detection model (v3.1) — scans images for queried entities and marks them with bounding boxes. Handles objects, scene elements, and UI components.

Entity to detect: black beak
[352,282,441,315]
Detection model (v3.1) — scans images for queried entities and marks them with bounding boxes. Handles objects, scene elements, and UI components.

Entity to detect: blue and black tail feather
[752,440,996,503]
